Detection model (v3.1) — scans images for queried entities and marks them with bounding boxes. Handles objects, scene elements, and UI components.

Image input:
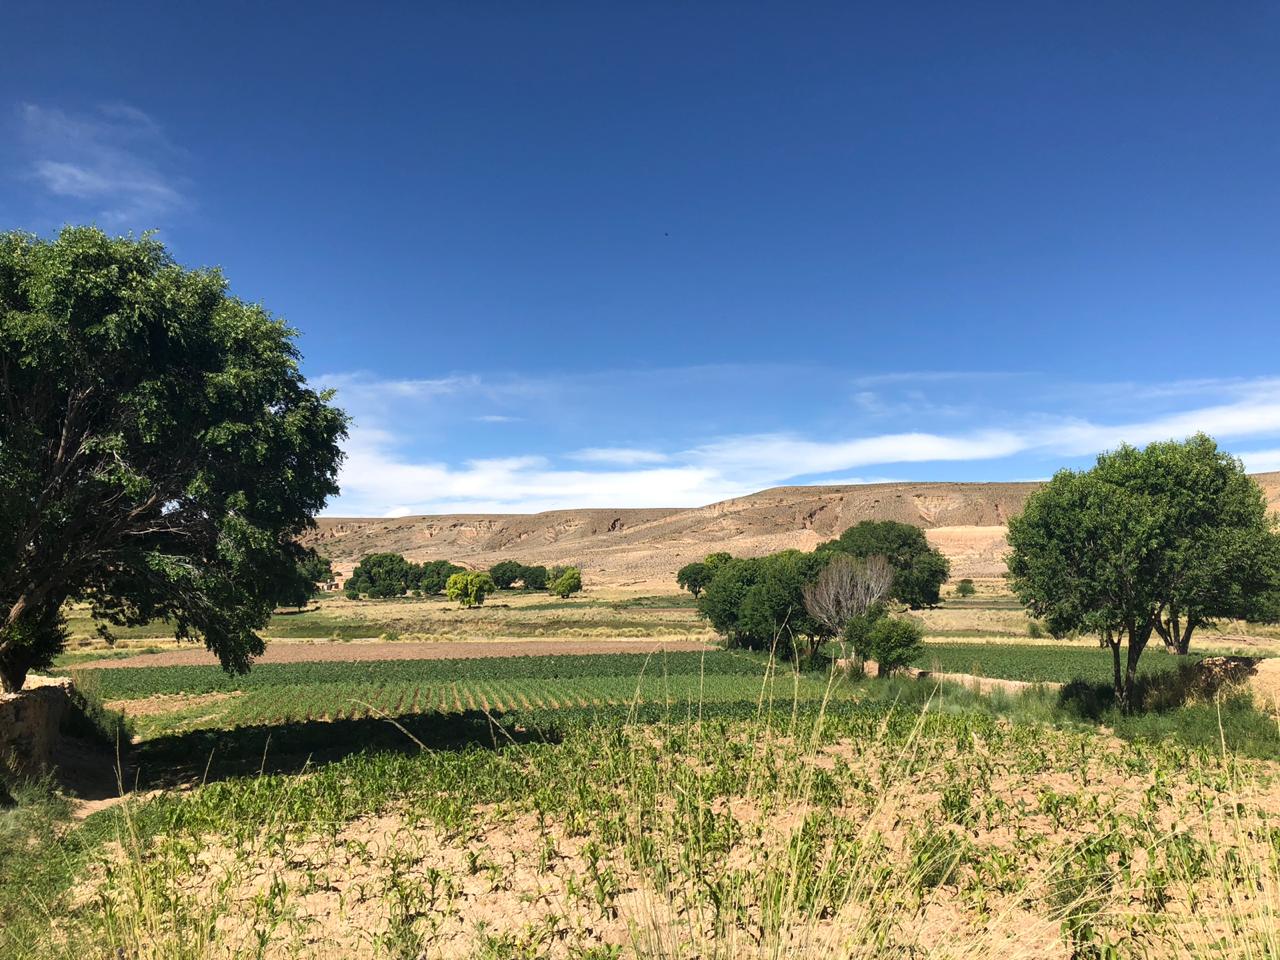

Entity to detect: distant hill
[306,472,1280,589]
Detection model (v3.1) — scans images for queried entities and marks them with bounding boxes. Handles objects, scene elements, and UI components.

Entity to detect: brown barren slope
[307,473,1280,588]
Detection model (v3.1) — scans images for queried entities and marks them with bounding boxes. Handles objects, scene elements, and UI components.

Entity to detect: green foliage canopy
[489,559,523,589]
[549,566,583,599]
[676,561,712,598]
[0,228,346,691]
[447,571,496,607]
[519,564,549,590]
[819,521,950,608]
[697,550,829,661]
[1006,434,1280,711]
[347,553,415,599]
[415,560,465,595]
[864,616,924,676]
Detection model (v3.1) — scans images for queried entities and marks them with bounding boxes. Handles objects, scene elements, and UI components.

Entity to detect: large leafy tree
[1111,435,1280,655]
[347,553,414,599]
[518,564,548,590]
[1006,435,1280,711]
[416,559,464,595]
[447,571,496,607]
[697,550,829,661]
[676,561,712,598]
[489,559,523,589]
[819,521,950,608]
[0,228,346,691]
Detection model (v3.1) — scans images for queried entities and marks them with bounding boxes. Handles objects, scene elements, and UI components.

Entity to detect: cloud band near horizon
[316,371,1280,517]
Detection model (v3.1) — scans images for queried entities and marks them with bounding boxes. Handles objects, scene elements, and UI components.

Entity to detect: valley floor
[5,586,1280,958]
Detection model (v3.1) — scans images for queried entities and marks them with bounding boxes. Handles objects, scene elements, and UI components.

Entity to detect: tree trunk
[1107,629,1123,707]
[1155,610,1197,656]
[0,653,29,694]
[1122,622,1153,714]
[1176,622,1195,656]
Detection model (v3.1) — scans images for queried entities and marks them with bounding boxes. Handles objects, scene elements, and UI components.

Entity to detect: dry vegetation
[33,696,1280,959]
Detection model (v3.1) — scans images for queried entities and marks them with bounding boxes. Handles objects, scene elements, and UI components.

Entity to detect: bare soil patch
[76,638,717,670]
[103,691,241,716]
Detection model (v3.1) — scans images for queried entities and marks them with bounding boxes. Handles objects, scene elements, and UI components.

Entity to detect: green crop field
[77,642,1268,743]
[75,651,842,739]
[912,641,1214,684]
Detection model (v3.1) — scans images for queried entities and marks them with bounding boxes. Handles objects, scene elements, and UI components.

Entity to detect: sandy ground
[74,637,718,670]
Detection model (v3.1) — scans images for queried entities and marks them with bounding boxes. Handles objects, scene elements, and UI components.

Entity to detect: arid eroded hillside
[307,472,1280,588]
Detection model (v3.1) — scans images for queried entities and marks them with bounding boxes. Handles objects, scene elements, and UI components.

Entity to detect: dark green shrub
[866,616,924,676]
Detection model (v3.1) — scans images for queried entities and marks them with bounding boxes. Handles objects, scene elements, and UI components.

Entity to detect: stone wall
[0,677,72,775]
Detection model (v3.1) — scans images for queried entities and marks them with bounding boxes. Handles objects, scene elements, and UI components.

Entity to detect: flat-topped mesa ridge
[306,472,1280,587]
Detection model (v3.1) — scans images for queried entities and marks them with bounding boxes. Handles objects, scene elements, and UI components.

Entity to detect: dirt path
[74,638,717,670]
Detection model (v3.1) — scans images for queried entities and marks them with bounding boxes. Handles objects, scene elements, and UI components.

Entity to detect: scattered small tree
[446,571,496,607]
[489,559,523,590]
[864,617,923,676]
[549,567,583,599]
[676,561,712,598]
[955,578,976,598]
[519,564,549,590]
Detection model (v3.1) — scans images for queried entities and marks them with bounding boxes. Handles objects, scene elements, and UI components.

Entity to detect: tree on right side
[1006,434,1280,712]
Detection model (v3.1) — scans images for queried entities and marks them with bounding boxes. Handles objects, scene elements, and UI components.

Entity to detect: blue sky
[4,2,1280,515]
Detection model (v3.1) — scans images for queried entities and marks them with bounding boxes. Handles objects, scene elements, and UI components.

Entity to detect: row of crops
[192,673,833,729]
[78,642,1246,743]
[77,650,771,698]
[82,642,1208,701]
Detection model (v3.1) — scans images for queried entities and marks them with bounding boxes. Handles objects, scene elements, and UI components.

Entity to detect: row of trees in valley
[678,520,945,672]
[341,553,583,605]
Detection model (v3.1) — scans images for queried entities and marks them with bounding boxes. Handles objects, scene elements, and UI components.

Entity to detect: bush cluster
[681,521,948,669]
[344,554,466,599]
[343,553,581,604]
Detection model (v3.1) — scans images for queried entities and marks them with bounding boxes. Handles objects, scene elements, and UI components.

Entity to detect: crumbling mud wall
[0,677,72,775]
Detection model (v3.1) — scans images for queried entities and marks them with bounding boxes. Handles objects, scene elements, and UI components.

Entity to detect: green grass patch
[913,642,1213,684]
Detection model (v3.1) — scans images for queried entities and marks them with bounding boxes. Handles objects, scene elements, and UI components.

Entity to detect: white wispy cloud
[319,370,1280,515]
[332,427,743,516]
[18,103,188,225]
[570,447,671,465]
[687,430,1027,486]
[1240,449,1280,474]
